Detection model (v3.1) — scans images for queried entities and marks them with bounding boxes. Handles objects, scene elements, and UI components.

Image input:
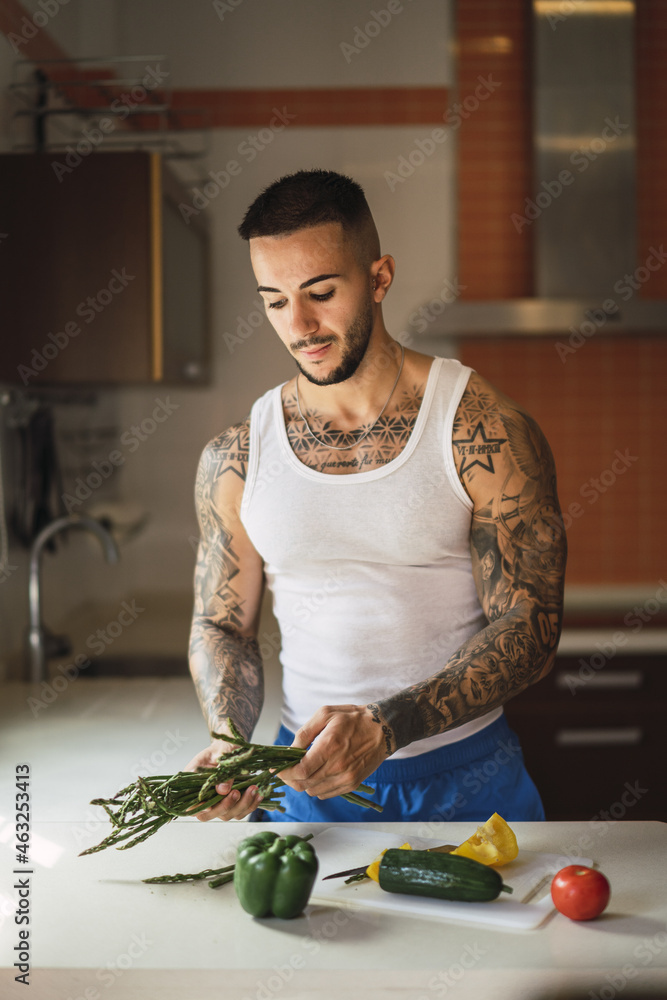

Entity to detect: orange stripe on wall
[0,3,448,130]
[168,88,450,129]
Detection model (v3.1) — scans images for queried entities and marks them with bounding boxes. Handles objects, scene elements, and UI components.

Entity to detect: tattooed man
[187,169,566,824]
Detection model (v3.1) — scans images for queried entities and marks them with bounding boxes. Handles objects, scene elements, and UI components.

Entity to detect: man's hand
[184,738,262,822]
[277,704,390,799]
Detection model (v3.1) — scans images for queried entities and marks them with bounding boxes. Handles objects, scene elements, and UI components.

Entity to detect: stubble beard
[294,297,374,387]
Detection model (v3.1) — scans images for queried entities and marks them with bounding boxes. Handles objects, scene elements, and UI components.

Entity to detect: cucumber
[378,849,513,902]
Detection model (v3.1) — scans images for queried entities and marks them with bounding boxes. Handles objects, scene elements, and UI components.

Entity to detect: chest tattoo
[282,384,426,474]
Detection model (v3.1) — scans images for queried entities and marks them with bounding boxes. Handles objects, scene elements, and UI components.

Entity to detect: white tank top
[240,356,502,759]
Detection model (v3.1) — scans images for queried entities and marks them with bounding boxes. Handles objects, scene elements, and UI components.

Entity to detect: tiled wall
[457,0,666,586]
[459,336,667,584]
[457,0,533,298]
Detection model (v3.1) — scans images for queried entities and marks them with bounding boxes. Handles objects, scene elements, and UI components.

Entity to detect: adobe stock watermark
[556,447,638,542]
[544,0,588,31]
[50,64,170,182]
[385,75,501,191]
[555,245,667,362]
[27,599,145,717]
[1,561,19,583]
[417,734,524,841]
[213,0,244,19]
[239,906,360,1000]
[179,108,296,224]
[563,580,667,694]
[559,779,649,864]
[6,0,70,54]
[64,931,153,999]
[587,930,667,1000]
[415,941,487,999]
[70,729,191,849]
[17,267,135,385]
[511,116,630,234]
[62,397,179,512]
[282,565,350,637]
[396,276,467,348]
[223,298,267,353]
[340,0,413,63]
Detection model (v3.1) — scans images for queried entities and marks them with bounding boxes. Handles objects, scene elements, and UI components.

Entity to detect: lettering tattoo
[282,382,426,474]
[452,421,507,475]
[189,419,264,739]
[371,372,567,753]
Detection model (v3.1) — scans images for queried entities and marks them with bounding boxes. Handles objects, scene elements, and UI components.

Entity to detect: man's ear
[371,254,396,300]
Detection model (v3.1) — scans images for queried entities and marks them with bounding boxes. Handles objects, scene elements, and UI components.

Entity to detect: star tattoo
[453,421,508,475]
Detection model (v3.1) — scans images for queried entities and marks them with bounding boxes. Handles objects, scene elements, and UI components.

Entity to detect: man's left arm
[372,371,567,754]
[280,372,567,797]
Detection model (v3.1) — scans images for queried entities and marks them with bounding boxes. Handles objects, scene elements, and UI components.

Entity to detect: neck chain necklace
[294,344,405,451]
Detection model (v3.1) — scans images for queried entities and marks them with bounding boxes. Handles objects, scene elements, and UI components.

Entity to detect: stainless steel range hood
[426,0,667,338]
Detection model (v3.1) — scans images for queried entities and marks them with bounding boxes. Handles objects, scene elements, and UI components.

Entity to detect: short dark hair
[237,168,380,266]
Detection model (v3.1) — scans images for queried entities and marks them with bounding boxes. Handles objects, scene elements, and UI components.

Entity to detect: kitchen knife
[322,843,457,880]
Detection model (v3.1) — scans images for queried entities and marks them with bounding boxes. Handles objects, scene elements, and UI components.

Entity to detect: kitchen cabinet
[504,649,667,821]
[0,151,210,386]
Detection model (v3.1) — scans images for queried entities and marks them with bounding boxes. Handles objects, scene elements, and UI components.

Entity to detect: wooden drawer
[504,653,666,821]
[528,653,667,704]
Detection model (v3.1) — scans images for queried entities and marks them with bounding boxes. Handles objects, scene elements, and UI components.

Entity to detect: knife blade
[322,843,457,880]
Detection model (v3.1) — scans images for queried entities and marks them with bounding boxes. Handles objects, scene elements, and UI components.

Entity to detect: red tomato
[551,865,611,921]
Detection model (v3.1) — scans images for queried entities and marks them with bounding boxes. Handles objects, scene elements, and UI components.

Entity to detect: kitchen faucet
[28,513,119,684]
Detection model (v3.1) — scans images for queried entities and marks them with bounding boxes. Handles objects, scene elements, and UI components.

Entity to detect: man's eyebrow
[257,273,341,293]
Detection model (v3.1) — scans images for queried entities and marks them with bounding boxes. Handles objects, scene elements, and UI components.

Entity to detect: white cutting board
[310,828,593,931]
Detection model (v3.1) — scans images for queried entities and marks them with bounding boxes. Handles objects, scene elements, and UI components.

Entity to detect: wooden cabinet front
[0,151,209,386]
[504,652,666,821]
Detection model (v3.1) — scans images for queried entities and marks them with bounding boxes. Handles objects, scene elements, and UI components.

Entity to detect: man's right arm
[187,419,267,820]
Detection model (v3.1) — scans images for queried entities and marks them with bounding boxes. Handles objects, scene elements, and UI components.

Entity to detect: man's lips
[299,343,332,359]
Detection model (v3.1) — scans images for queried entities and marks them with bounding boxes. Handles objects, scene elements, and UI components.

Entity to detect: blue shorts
[251,714,544,824]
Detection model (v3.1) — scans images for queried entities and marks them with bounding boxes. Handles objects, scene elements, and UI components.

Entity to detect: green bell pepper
[233,831,318,919]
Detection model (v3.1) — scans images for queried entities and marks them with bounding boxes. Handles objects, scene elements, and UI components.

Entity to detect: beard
[293,296,374,386]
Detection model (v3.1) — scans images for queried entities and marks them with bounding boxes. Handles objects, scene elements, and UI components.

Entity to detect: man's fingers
[194,784,261,822]
[292,705,334,750]
[277,741,328,787]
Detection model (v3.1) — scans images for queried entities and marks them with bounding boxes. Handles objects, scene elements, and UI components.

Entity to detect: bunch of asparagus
[79,719,381,864]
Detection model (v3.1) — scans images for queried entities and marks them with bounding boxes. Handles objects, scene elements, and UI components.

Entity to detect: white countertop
[2,819,666,999]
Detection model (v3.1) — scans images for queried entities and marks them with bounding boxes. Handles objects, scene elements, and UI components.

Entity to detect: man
[186,169,566,824]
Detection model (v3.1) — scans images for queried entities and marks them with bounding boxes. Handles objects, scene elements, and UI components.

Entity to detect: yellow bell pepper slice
[366,842,412,882]
[450,813,518,867]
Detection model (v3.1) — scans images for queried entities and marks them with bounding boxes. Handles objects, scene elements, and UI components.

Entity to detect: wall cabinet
[0,151,210,386]
[504,651,666,821]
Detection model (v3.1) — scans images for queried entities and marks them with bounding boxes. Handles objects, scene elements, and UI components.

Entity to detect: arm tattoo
[189,420,264,740]
[370,375,567,754]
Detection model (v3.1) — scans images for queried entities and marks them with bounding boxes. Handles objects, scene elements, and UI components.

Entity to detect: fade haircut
[237,169,381,268]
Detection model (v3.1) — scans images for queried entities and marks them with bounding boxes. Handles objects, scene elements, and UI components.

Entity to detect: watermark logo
[179,108,296,224]
[27,599,145,717]
[50,65,170,181]
[555,246,667,362]
[17,268,135,385]
[213,0,244,20]
[7,0,71,54]
[385,75,501,191]
[511,116,630,234]
[62,397,179,512]
[340,1,411,63]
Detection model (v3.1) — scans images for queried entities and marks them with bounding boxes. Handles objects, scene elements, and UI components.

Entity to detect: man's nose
[289,298,318,338]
